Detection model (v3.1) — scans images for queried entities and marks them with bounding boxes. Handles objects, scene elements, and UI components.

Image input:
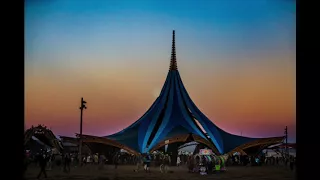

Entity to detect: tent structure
[78,30,284,155]
[24,124,63,152]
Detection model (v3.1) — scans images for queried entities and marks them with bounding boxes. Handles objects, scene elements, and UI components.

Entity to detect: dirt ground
[24,164,296,180]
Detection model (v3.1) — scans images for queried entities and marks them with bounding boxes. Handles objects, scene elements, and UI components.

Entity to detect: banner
[199,149,213,155]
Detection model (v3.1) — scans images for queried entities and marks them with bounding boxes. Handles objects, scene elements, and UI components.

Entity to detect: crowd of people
[24,149,296,179]
[228,153,296,171]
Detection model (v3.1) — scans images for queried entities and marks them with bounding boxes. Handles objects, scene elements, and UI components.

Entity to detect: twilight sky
[25,0,296,142]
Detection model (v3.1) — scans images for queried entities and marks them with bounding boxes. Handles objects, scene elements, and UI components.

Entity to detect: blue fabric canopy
[105,30,275,154]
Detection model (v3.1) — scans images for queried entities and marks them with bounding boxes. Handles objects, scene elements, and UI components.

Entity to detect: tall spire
[169,30,177,71]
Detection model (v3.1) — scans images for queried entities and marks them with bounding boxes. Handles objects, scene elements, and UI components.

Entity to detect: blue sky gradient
[25,0,296,142]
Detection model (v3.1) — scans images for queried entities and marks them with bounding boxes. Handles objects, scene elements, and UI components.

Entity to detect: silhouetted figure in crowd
[160,154,170,173]
[214,159,221,174]
[207,158,213,173]
[243,156,248,166]
[113,153,120,169]
[272,157,275,165]
[37,152,48,179]
[187,155,194,172]
[55,154,62,167]
[82,156,86,166]
[289,156,295,171]
[145,153,151,172]
[63,153,71,173]
[285,157,289,167]
[134,155,143,172]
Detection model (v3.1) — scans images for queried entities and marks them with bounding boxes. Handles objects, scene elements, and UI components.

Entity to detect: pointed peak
[169,30,177,71]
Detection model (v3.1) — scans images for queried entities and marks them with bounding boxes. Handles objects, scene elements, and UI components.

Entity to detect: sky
[25,0,296,142]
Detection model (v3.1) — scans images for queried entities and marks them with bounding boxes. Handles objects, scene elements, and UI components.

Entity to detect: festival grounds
[24,165,295,180]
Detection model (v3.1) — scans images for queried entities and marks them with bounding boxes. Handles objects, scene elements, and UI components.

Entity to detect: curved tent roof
[104,30,284,154]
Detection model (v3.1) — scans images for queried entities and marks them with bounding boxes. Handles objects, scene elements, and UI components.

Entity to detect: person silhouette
[37,151,48,179]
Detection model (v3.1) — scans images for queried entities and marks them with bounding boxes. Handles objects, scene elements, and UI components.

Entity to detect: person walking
[145,153,151,172]
[134,154,143,172]
[163,154,170,173]
[37,152,48,179]
[289,156,295,171]
[63,153,71,173]
[187,155,194,172]
[215,159,221,175]
[176,156,181,167]
[113,153,120,169]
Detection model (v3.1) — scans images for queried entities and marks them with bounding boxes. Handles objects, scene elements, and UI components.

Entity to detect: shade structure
[104,30,284,154]
[25,124,63,152]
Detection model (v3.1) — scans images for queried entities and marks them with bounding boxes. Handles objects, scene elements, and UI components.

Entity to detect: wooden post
[79,97,87,166]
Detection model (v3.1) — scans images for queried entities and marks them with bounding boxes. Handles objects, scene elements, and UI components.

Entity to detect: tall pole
[79,97,87,166]
[284,126,288,157]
